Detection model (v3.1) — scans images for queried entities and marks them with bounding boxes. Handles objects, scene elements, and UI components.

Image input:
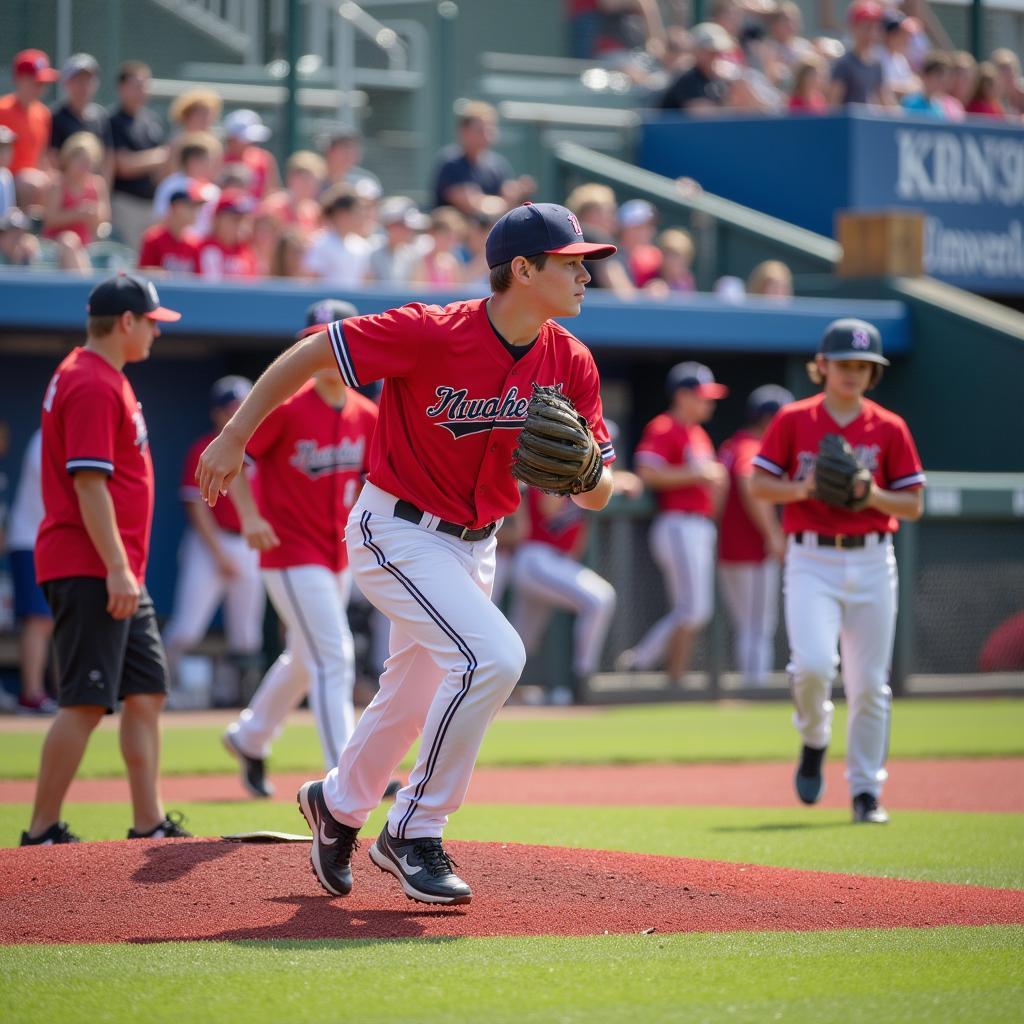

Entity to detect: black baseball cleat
[222,727,274,799]
[795,744,828,805]
[128,811,193,839]
[297,780,359,896]
[852,792,890,824]
[369,827,472,905]
[20,821,81,846]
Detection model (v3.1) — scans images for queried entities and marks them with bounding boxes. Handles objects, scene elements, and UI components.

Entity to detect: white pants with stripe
[718,560,781,685]
[232,565,354,770]
[162,528,265,657]
[510,541,616,677]
[783,535,898,798]
[630,512,716,670]
[323,484,525,840]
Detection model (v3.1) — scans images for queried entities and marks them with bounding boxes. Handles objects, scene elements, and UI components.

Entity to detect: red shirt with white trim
[634,413,716,516]
[753,393,925,536]
[138,224,201,274]
[180,432,242,533]
[718,428,770,563]
[326,299,614,529]
[525,487,587,555]
[247,382,378,571]
[197,237,258,280]
[35,347,154,583]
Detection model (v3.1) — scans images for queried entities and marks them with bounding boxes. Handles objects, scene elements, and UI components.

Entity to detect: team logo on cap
[851,328,871,350]
[567,213,583,237]
[145,280,160,307]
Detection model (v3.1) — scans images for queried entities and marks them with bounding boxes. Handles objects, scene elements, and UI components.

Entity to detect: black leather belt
[394,499,497,542]
[794,532,889,549]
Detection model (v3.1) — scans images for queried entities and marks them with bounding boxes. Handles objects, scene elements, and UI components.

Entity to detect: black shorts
[42,577,169,711]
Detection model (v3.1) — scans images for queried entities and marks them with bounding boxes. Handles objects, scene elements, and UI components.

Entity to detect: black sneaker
[795,744,827,805]
[297,780,359,896]
[128,811,193,839]
[20,821,81,846]
[222,727,274,799]
[852,792,890,824]
[369,828,472,905]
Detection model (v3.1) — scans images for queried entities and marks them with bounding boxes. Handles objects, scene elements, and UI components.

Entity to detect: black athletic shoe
[20,821,81,846]
[383,778,402,800]
[128,811,193,839]
[852,792,890,824]
[297,780,359,896]
[795,744,828,805]
[369,827,472,905]
[222,727,274,799]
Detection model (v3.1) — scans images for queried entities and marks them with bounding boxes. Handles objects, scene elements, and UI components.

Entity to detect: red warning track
[2,839,1022,944]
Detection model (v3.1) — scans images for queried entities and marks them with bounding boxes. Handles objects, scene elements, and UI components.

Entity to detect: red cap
[848,1,883,24]
[215,189,256,216]
[13,49,60,82]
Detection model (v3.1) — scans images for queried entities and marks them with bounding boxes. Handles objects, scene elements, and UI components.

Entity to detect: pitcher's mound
[2,839,1022,944]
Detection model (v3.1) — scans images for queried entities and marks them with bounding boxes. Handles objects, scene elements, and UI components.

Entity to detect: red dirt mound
[2,839,1022,944]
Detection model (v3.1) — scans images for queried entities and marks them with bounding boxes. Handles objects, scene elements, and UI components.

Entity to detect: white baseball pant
[232,565,355,770]
[630,513,716,670]
[510,541,616,677]
[783,534,897,798]
[718,560,781,686]
[322,483,526,840]
[162,528,265,657]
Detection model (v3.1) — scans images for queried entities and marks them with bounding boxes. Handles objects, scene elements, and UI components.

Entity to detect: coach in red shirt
[22,273,191,847]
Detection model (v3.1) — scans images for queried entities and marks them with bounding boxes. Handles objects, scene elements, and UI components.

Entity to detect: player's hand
[801,471,816,501]
[241,514,280,552]
[696,461,728,488]
[197,431,245,507]
[106,565,141,620]
[766,530,787,562]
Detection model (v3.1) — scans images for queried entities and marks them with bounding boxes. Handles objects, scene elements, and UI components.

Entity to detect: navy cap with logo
[666,361,729,400]
[296,297,359,340]
[485,201,617,269]
[210,375,252,408]
[819,318,889,366]
[87,273,181,322]
[746,384,794,422]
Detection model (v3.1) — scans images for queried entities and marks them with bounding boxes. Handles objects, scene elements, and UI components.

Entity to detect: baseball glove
[511,384,603,496]
[813,433,873,510]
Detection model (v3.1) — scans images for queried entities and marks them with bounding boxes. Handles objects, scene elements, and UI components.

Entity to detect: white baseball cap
[224,109,271,143]
[619,199,656,228]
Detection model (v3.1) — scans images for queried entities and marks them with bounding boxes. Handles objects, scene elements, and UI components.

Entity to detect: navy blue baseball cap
[746,384,793,421]
[666,361,729,399]
[485,201,617,269]
[87,272,181,322]
[297,297,359,340]
[819,318,890,366]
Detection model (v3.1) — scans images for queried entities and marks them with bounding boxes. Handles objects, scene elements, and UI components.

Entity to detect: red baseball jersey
[197,238,258,279]
[718,429,771,563]
[180,432,243,533]
[326,299,614,529]
[753,393,925,536]
[138,224,201,275]
[633,414,716,516]
[525,487,587,555]
[247,382,378,571]
[35,347,154,583]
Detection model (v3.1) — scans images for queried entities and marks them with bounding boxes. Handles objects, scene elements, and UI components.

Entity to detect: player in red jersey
[750,319,926,824]
[717,385,793,686]
[22,273,191,845]
[137,180,203,274]
[198,202,616,904]
[219,300,380,799]
[618,362,728,685]
[162,376,265,707]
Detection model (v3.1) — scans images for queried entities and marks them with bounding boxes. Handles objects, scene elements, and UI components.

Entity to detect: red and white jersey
[525,487,587,555]
[138,224,200,275]
[634,413,716,517]
[180,432,243,533]
[247,382,378,571]
[35,348,154,583]
[197,238,258,280]
[718,428,770,563]
[753,393,925,536]
[326,299,614,529]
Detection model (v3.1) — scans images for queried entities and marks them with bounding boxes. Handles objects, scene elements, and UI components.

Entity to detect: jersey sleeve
[567,352,615,465]
[61,379,122,476]
[178,439,203,503]
[245,403,286,462]
[884,417,926,491]
[753,410,793,477]
[326,304,425,388]
[634,418,677,468]
[732,436,760,478]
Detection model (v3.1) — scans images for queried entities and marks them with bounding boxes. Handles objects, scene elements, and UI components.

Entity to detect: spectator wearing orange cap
[0,49,59,212]
[828,2,895,108]
[197,189,259,280]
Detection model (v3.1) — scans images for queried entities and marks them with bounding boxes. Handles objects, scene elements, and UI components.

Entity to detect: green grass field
[2,698,1022,1023]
